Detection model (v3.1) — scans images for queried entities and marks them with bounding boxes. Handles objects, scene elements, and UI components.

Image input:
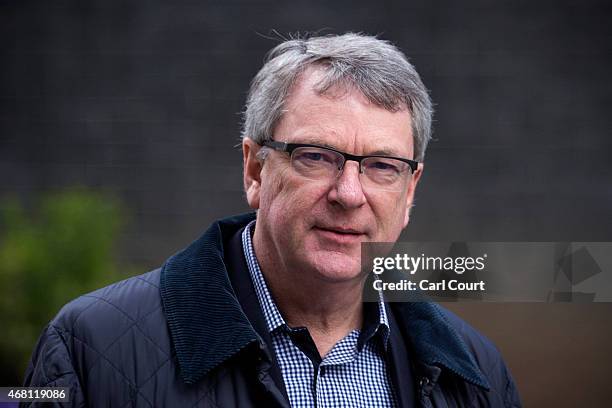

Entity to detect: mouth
[313,225,367,244]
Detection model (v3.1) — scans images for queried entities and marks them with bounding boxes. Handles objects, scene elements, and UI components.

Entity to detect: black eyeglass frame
[261,140,419,174]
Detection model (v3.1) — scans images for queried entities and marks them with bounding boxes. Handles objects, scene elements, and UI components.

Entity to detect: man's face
[244,69,423,284]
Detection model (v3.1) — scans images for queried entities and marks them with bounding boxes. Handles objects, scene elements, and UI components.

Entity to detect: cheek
[368,191,409,237]
[259,171,309,221]
[263,163,324,205]
[258,164,290,209]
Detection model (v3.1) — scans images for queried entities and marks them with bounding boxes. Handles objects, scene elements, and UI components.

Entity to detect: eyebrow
[297,137,337,150]
[369,148,403,157]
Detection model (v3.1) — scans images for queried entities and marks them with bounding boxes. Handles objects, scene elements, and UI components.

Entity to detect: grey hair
[241,32,433,161]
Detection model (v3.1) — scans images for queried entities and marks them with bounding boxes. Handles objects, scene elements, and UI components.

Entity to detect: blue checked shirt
[242,221,397,407]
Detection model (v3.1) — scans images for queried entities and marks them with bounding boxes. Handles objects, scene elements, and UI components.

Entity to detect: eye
[293,148,339,166]
[373,161,396,170]
[367,160,400,173]
[302,152,324,161]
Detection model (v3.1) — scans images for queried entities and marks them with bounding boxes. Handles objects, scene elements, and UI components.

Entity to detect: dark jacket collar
[160,213,489,390]
[160,213,259,385]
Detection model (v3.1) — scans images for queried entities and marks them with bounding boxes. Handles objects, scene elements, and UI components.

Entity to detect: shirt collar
[241,220,390,349]
[242,220,286,333]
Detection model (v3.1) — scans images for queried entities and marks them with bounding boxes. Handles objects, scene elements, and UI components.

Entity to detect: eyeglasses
[262,140,418,191]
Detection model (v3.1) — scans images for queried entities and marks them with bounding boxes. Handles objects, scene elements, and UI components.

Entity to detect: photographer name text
[373,279,486,292]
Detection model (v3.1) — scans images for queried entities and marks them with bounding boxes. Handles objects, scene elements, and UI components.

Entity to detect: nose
[327,161,367,209]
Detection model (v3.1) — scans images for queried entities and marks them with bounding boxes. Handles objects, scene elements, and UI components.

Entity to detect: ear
[403,163,424,228]
[243,138,263,209]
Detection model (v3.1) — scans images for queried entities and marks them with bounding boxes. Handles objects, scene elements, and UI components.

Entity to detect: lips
[318,226,363,234]
[313,225,367,244]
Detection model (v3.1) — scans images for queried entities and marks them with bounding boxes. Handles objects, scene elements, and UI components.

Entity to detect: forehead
[278,68,414,157]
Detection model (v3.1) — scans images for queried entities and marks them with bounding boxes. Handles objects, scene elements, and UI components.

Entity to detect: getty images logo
[372,253,488,275]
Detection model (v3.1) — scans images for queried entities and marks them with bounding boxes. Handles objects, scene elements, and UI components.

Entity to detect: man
[23,33,521,407]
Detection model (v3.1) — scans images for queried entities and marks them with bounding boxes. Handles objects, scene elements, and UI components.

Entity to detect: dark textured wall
[2,0,611,405]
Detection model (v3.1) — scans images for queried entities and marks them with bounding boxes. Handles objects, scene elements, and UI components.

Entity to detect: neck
[252,227,365,356]
[273,276,364,332]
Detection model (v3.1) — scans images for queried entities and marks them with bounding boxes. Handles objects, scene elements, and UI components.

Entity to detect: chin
[308,251,364,283]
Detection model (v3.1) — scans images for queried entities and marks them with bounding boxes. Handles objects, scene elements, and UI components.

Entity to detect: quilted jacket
[23,213,521,407]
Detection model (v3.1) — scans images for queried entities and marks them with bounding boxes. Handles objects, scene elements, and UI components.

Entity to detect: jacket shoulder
[434,305,521,407]
[25,269,181,405]
[49,269,173,380]
[52,268,164,335]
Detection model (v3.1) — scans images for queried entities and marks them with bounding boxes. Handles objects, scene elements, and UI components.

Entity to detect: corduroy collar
[160,212,259,385]
[160,213,489,390]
